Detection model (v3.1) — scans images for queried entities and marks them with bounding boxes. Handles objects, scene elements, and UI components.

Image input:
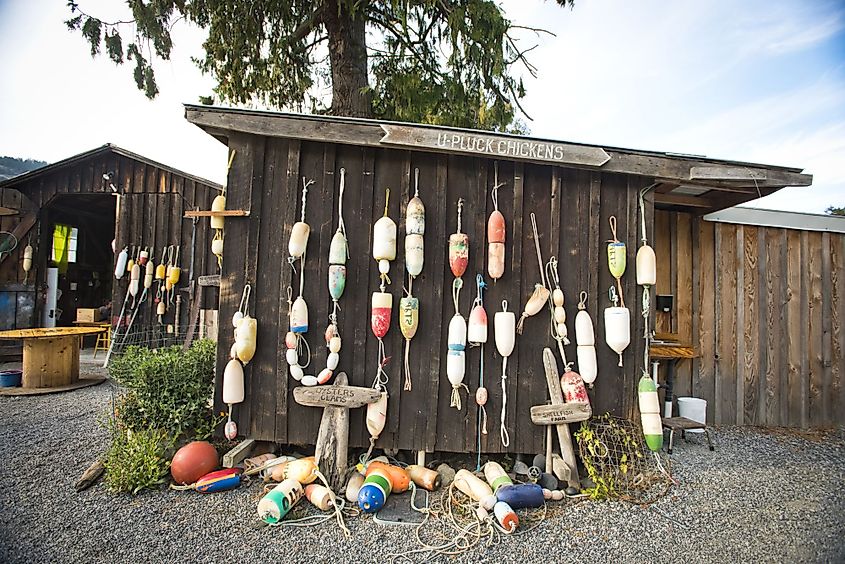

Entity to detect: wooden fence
[655,210,844,428]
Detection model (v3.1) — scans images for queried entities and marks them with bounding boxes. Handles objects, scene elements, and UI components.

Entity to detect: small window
[51,225,78,264]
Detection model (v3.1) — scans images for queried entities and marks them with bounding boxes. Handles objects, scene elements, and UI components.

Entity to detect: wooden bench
[662,416,715,454]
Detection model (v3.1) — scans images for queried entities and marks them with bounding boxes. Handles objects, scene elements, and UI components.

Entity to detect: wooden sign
[530,402,592,425]
[198,275,221,287]
[541,348,581,488]
[293,382,381,408]
[380,125,611,167]
[314,373,352,492]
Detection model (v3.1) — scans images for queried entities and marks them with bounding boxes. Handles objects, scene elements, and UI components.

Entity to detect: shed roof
[705,206,845,234]
[0,143,223,192]
[185,104,812,214]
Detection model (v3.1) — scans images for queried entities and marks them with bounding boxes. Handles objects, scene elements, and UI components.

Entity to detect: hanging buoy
[222,358,244,440]
[561,368,590,404]
[516,213,550,334]
[401,170,425,392]
[144,260,154,290]
[126,246,135,274]
[487,162,506,280]
[288,222,310,259]
[604,302,630,367]
[290,296,308,333]
[495,301,516,447]
[449,198,468,278]
[483,461,513,493]
[258,479,304,524]
[607,216,627,308]
[236,314,257,365]
[371,292,392,339]
[638,374,663,451]
[328,265,346,301]
[211,237,224,265]
[22,243,33,283]
[366,391,388,442]
[373,187,397,287]
[138,247,149,266]
[447,311,467,408]
[128,264,141,298]
[155,246,167,280]
[575,291,598,385]
[636,244,657,286]
[493,501,519,533]
[468,299,488,344]
[115,247,128,279]
[210,194,226,230]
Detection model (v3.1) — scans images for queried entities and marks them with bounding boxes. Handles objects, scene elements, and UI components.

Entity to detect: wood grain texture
[764,228,782,425]
[831,235,844,428]
[785,230,803,427]
[716,224,738,424]
[807,231,823,427]
[820,232,833,426]
[696,218,716,423]
[675,212,693,400]
[742,226,759,425]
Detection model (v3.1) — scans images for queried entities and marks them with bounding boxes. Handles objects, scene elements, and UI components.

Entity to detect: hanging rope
[473,274,488,470]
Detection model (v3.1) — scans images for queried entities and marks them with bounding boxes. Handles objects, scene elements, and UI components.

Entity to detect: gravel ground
[1,355,843,563]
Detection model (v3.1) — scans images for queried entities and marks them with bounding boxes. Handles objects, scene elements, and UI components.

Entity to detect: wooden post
[532,348,590,488]
[294,372,380,492]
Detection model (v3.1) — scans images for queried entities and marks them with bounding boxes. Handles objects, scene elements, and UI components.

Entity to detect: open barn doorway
[42,193,116,327]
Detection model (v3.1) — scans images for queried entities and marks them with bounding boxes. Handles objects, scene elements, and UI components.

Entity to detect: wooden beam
[690,166,767,181]
[0,206,18,216]
[183,210,249,218]
[654,193,713,208]
[0,210,36,265]
[185,107,814,188]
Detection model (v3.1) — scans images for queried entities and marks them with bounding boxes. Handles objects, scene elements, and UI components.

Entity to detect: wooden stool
[94,324,112,359]
[662,417,715,454]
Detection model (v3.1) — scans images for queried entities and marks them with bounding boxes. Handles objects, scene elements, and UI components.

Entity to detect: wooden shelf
[183,210,249,218]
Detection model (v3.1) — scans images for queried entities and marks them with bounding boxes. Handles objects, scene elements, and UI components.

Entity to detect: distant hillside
[0,156,48,181]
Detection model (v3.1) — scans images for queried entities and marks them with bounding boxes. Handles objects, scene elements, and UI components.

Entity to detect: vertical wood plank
[785,230,803,427]
[831,234,843,427]
[654,211,672,334]
[742,226,759,425]
[764,228,782,425]
[734,226,745,426]
[422,154,448,452]
[675,212,693,400]
[273,140,300,444]
[820,232,832,426]
[696,218,716,423]
[807,231,823,427]
[716,224,737,424]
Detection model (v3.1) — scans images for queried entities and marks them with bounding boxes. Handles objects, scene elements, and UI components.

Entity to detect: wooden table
[0,327,106,389]
[649,342,697,419]
[73,321,111,349]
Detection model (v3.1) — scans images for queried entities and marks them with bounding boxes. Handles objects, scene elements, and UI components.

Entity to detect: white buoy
[576,345,598,385]
[604,306,630,367]
[115,247,128,279]
[236,315,257,365]
[222,359,245,404]
[636,244,657,286]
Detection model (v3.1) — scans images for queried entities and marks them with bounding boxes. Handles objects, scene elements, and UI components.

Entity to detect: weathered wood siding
[217,133,650,452]
[655,210,845,428]
[0,151,220,328]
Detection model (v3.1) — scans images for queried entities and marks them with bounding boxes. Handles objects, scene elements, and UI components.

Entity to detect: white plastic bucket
[677,397,706,433]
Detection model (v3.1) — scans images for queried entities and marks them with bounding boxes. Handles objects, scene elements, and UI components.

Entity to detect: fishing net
[574,414,675,505]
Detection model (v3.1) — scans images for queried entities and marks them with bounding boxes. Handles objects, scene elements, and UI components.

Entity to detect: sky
[0,0,843,212]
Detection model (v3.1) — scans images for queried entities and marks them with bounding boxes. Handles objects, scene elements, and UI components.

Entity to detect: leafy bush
[103,422,172,494]
[109,339,218,440]
[103,339,219,494]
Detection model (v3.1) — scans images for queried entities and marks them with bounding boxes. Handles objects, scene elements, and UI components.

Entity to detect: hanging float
[487,163,506,281]
[317,168,349,386]
[401,169,425,391]
[285,178,315,385]
[546,257,589,404]
[22,240,33,284]
[494,301,515,447]
[469,275,489,451]
[516,213,550,334]
[446,198,469,410]
[575,291,598,386]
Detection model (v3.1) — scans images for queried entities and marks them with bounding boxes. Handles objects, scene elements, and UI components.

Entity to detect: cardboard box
[76,308,101,323]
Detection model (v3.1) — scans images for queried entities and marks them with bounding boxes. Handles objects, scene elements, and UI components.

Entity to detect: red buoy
[171,441,219,485]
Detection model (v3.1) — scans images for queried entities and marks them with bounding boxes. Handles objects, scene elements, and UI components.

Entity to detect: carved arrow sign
[380,125,611,167]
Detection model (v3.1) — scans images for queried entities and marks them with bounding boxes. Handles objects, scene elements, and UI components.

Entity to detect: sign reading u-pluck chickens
[379,125,611,168]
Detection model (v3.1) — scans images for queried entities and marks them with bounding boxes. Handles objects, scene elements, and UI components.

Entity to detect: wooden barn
[0,144,222,348]
[185,105,815,456]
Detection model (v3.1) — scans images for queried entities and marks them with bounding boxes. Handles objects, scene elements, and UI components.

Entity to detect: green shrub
[103,422,172,494]
[103,339,220,494]
[109,339,218,440]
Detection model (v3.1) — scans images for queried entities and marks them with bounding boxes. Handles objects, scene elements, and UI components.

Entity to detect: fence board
[807,232,823,427]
